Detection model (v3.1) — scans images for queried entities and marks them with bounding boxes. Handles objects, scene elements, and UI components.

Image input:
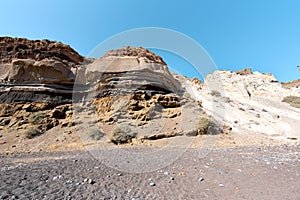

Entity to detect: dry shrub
[24,127,43,139]
[111,126,137,144]
[282,96,300,109]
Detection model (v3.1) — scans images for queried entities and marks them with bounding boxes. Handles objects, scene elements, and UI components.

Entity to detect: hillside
[0,37,299,154]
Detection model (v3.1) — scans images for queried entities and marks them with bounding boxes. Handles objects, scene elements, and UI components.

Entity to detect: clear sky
[0,0,299,82]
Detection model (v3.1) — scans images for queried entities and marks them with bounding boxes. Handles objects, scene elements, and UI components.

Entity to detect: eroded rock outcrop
[0,38,213,145]
[186,68,300,141]
[83,46,183,97]
[236,68,252,76]
[74,47,209,143]
[0,37,83,64]
[0,37,84,103]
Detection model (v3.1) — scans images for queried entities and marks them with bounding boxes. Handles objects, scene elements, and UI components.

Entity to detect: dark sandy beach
[1,144,299,200]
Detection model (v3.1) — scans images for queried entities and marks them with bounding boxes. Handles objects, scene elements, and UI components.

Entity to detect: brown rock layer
[236,68,252,76]
[0,37,85,103]
[104,46,166,65]
[0,38,212,144]
[0,37,83,65]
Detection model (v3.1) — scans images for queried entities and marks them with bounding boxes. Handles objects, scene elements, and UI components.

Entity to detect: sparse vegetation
[89,128,103,140]
[198,117,211,134]
[111,126,137,144]
[28,111,58,132]
[24,127,43,139]
[211,90,221,97]
[198,116,222,135]
[282,96,300,109]
[28,112,47,125]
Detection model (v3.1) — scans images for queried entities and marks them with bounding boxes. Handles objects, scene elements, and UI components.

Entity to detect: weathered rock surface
[186,68,300,141]
[0,102,73,135]
[71,46,206,144]
[0,38,210,145]
[0,37,83,84]
[0,37,83,64]
[282,79,300,89]
[1,36,299,149]
[83,46,183,97]
[93,93,181,123]
[236,68,252,76]
[0,37,84,103]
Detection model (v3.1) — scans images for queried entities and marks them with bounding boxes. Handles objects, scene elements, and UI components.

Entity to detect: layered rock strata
[186,68,300,140]
[0,37,84,103]
[0,38,210,143]
[81,46,183,99]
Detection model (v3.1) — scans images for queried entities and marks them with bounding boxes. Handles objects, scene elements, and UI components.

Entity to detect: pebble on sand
[150,182,156,186]
[53,175,63,181]
[83,178,95,184]
[88,179,95,184]
[198,177,205,182]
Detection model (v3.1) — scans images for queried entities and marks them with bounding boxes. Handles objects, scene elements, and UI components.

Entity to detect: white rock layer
[184,70,300,141]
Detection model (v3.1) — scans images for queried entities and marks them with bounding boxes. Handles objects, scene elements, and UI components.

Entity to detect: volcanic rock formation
[0,37,84,103]
[81,46,183,97]
[1,37,298,152]
[0,37,212,147]
[74,47,209,144]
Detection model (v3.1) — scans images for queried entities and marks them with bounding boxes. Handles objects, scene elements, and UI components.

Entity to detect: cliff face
[186,69,300,141]
[1,37,298,153]
[0,37,83,83]
[0,37,84,103]
[0,39,183,103]
[82,46,183,98]
[0,37,211,149]
[74,46,208,144]
[0,37,83,63]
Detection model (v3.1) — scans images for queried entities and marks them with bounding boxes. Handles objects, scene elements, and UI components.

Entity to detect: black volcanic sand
[0,145,299,199]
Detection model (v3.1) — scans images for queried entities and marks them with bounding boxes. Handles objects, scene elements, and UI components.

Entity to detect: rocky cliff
[0,37,84,103]
[186,69,300,141]
[81,46,183,98]
[0,37,298,153]
[0,37,213,151]
[74,46,210,144]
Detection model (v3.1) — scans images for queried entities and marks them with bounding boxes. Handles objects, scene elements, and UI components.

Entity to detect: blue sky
[1,0,299,82]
